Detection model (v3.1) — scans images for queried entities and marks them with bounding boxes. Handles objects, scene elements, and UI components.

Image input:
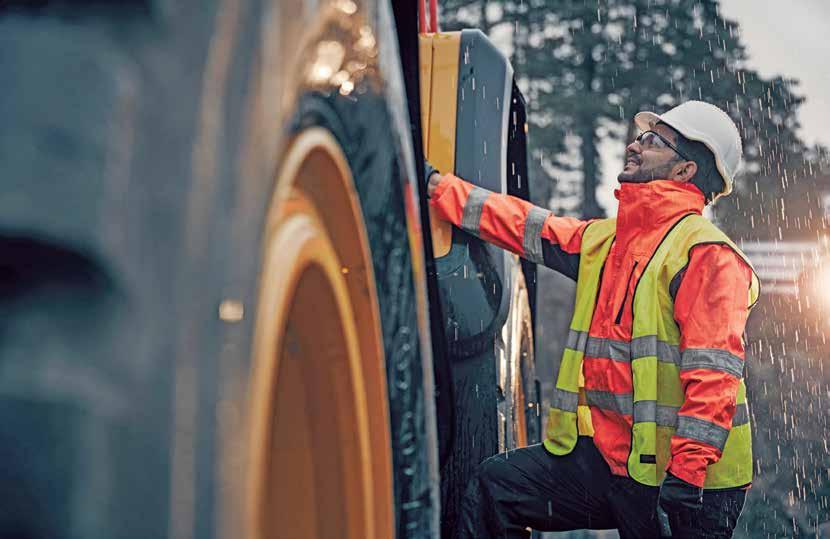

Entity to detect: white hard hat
[634,100,742,201]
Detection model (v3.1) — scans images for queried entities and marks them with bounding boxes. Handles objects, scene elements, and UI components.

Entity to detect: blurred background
[438,0,830,537]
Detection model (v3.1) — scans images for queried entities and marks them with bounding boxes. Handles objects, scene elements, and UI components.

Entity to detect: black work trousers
[456,437,746,539]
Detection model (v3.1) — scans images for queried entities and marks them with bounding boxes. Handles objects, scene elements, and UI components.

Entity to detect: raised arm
[428,172,591,280]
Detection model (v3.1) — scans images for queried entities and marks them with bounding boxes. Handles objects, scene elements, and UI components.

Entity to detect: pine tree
[495,0,807,219]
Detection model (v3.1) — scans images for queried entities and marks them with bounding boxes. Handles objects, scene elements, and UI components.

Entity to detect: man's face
[618,123,684,183]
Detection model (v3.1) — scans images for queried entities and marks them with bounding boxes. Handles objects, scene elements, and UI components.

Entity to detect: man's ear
[672,160,698,183]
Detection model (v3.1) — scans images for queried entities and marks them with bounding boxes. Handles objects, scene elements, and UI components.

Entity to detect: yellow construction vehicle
[0,0,539,537]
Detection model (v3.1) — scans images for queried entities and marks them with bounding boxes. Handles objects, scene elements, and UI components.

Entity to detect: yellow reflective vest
[544,214,760,488]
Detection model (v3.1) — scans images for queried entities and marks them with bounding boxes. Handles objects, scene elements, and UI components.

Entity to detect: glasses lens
[638,132,667,149]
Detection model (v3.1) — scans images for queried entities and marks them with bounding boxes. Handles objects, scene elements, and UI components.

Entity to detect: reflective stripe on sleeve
[676,415,730,450]
[550,388,579,412]
[680,348,744,378]
[523,206,552,264]
[565,329,589,353]
[460,187,491,235]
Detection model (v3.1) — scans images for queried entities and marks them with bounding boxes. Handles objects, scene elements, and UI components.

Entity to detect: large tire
[0,2,439,538]
[245,91,440,539]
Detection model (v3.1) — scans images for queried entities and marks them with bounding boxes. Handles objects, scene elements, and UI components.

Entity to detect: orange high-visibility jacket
[430,174,754,488]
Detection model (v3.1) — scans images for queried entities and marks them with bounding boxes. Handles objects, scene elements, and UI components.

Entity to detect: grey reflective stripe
[565,329,589,353]
[657,405,681,427]
[733,403,749,426]
[676,415,730,450]
[523,206,551,264]
[630,335,657,359]
[658,341,681,366]
[633,400,656,423]
[566,333,687,368]
[585,390,633,416]
[633,403,747,429]
[633,402,681,427]
[632,400,682,425]
[586,337,631,362]
[550,388,579,412]
[630,335,680,366]
[461,187,491,235]
[680,348,744,379]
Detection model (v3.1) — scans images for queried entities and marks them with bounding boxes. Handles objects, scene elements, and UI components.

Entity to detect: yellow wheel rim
[245,129,394,539]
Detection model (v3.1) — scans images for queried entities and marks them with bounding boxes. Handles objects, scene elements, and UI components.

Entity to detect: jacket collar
[613,180,704,247]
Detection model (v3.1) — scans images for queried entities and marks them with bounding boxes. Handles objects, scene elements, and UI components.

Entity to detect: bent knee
[474,453,515,488]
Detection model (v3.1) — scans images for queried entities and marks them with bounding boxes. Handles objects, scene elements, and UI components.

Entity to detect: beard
[617,160,677,183]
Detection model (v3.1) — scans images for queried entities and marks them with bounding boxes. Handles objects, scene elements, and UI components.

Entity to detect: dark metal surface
[434,29,537,538]
[436,29,515,353]
[506,81,538,336]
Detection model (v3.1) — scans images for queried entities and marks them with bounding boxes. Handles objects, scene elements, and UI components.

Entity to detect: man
[426,101,759,538]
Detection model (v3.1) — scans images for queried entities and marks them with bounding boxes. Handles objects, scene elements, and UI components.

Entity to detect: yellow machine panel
[425,32,460,172]
[418,34,434,152]
[419,32,461,258]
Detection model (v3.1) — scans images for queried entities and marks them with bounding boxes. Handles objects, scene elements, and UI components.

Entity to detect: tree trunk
[479,0,491,35]
[622,3,644,167]
[580,51,604,218]
[580,117,604,219]
[622,99,643,167]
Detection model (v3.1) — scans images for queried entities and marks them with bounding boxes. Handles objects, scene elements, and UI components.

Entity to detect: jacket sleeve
[668,243,754,487]
[429,173,590,280]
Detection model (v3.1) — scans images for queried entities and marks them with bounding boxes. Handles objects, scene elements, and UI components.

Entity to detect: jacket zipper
[615,261,638,325]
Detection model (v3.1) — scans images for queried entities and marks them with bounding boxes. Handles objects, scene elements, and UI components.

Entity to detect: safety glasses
[635,131,691,161]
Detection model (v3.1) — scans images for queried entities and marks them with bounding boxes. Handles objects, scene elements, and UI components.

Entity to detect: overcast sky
[720,0,830,148]
[598,1,830,213]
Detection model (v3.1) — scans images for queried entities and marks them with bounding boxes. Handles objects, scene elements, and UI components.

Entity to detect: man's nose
[625,140,642,154]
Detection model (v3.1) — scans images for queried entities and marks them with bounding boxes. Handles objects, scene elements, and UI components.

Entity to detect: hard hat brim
[634,111,734,201]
